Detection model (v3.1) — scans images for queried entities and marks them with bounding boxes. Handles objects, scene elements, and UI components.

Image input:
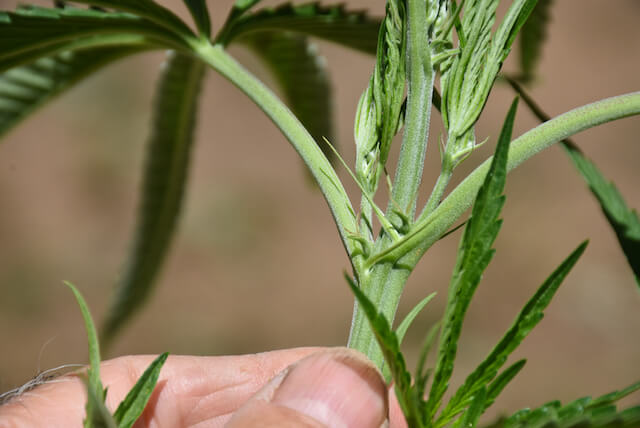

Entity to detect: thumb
[226,348,388,428]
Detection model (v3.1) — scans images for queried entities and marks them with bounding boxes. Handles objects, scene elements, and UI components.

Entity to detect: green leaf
[458,386,487,428]
[427,98,518,417]
[395,292,437,345]
[221,2,381,54]
[562,145,640,287]
[0,5,186,71]
[58,0,193,36]
[0,46,142,138]
[488,381,640,428]
[113,352,169,428]
[240,31,335,169]
[82,378,118,428]
[101,52,205,344]
[233,0,262,14]
[441,241,588,425]
[414,321,440,411]
[64,281,106,427]
[382,292,435,382]
[506,77,640,287]
[183,0,211,38]
[345,274,423,427]
[518,0,552,82]
[484,359,526,410]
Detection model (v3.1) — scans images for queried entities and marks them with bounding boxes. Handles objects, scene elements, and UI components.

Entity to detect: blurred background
[0,0,638,419]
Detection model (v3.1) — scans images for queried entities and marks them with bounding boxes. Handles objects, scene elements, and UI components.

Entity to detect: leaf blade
[518,0,553,82]
[240,31,335,168]
[442,241,588,424]
[0,5,185,71]
[506,77,640,287]
[223,2,381,54]
[395,292,437,345]
[59,0,193,36]
[183,0,211,38]
[427,98,518,417]
[64,281,106,427]
[562,145,640,287]
[0,46,142,138]
[101,52,205,344]
[113,353,169,428]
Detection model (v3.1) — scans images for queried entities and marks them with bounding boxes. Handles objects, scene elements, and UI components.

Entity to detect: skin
[0,347,408,428]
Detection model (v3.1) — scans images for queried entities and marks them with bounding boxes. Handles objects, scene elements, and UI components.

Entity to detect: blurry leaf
[222,2,381,54]
[345,274,424,427]
[441,241,588,425]
[101,52,205,344]
[241,31,335,168]
[113,352,169,428]
[233,0,262,14]
[57,0,193,35]
[563,145,640,288]
[0,5,183,71]
[226,0,262,21]
[0,46,143,138]
[183,0,211,37]
[485,381,640,428]
[518,0,553,83]
[427,98,518,417]
[506,77,640,287]
[395,292,437,345]
[64,281,106,427]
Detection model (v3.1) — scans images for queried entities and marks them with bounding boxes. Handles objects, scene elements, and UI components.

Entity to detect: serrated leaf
[441,241,587,425]
[427,98,518,417]
[58,0,193,36]
[488,381,640,428]
[345,274,423,427]
[101,52,205,344]
[183,0,211,37]
[562,145,640,288]
[64,281,106,427]
[0,46,142,138]
[113,352,169,428]
[222,2,381,54]
[518,0,552,83]
[506,77,640,288]
[588,381,640,409]
[396,292,437,345]
[240,31,335,169]
[0,5,184,71]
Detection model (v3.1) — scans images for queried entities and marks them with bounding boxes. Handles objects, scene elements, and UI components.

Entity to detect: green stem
[348,0,435,366]
[193,42,359,262]
[374,92,640,308]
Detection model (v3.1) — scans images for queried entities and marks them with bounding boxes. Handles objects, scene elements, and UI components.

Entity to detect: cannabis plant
[1,0,639,426]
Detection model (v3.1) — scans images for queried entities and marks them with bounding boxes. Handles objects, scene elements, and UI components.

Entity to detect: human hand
[0,347,407,427]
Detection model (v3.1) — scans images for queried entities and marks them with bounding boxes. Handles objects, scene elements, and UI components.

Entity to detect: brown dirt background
[0,0,639,421]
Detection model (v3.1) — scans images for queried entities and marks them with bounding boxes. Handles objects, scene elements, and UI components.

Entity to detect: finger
[226,348,388,428]
[0,347,321,427]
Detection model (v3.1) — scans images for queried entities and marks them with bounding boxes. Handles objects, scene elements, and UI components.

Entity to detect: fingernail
[270,349,388,428]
